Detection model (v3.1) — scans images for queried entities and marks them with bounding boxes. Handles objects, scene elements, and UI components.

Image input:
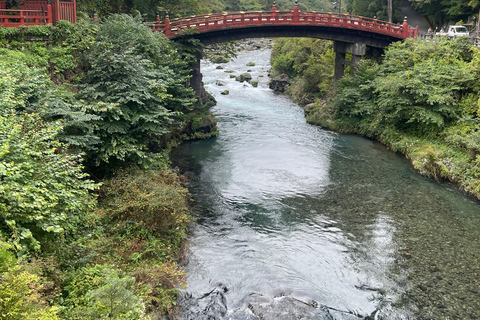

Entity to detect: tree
[77,14,196,173]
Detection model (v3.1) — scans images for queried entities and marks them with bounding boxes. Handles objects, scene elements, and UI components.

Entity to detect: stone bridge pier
[333,41,366,82]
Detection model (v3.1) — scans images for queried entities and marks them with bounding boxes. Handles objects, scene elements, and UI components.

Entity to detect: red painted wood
[0,0,75,26]
[152,10,417,40]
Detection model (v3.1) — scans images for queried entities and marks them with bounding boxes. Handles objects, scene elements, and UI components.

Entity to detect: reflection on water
[171,49,480,320]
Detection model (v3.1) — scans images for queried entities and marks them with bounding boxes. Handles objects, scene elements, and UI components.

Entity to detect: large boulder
[269,74,290,92]
[236,72,252,82]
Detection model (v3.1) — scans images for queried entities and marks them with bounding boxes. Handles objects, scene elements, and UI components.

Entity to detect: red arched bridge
[150,4,419,102]
[151,5,418,48]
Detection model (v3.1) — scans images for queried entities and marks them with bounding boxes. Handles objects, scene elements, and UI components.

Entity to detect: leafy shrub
[62,265,147,320]
[77,14,196,172]
[99,169,190,235]
[0,240,60,320]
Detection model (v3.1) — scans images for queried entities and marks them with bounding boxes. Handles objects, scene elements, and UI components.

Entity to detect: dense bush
[0,240,60,319]
[77,14,196,172]
[0,59,97,254]
[270,38,334,104]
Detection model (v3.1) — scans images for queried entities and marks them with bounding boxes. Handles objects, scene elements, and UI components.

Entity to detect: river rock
[216,80,226,86]
[221,90,229,95]
[247,296,332,320]
[236,73,252,82]
[251,80,259,87]
[269,74,290,92]
[216,65,225,69]
[211,55,230,63]
[195,114,217,134]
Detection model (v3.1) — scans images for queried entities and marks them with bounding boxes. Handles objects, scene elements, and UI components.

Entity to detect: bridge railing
[0,0,76,27]
[151,10,418,40]
[0,8,52,26]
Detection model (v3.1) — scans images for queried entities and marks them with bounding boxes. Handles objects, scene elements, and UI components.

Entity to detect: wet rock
[216,65,225,69]
[211,56,230,63]
[229,74,236,78]
[195,114,217,134]
[251,80,259,88]
[178,287,228,320]
[221,90,229,95]
[247,296,332,320]
[268,74,290,92]
[236,73,252,82]
[216,80,226,86]
[224,70,234,73]
[247,62,256,66]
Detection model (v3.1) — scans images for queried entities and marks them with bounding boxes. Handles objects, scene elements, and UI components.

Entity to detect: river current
[170,48,480,320]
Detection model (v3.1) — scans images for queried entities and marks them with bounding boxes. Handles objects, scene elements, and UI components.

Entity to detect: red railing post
[46,1,53,24]
[272,1,278,22]
[402,16,409,38]
[54,0,60,23]
[19,10,24,24]
[72,0,77,23]
[163,11,170,36]
[293,0,299,22]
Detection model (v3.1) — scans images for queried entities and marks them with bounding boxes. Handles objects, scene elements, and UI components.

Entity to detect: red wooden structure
[0,0,76,27]
[152,8,418,40]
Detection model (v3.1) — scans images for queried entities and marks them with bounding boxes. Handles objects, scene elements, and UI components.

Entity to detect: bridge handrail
[152,10,417,40]
[0,8,52,25]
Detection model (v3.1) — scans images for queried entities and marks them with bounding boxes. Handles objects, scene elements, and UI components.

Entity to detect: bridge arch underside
[183,25,403,49]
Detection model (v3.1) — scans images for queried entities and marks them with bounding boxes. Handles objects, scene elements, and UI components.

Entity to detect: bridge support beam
[333,41,366,82]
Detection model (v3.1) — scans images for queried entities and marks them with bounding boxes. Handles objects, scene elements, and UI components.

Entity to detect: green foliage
[62,265,147,319]
[271,38,334,104]
[347,0,404,22]
[0,112,97,253]
[78,14,195,171]
[410,0,479,27]
[99,169,190,237]
[335,38,476,135]
[0,240,60,319]
[0,58,97,254]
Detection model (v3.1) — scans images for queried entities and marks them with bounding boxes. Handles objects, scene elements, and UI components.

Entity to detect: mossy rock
[221,90,229,95]
[216,65,225,69]
[224,70,235,73]
[246,62,256,66]
[251,80,259,87]
[235,73,252,82]
[211,56,230,63]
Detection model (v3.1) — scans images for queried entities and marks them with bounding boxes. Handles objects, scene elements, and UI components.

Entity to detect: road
[399,0,430,34]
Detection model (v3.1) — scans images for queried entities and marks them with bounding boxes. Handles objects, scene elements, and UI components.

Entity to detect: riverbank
[0,17,211,319]
[271,37,480,201]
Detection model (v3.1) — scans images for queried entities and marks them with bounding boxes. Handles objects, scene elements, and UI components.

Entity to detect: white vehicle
[437,25,469,38]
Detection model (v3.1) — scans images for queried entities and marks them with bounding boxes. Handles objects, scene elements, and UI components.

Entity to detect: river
[170,48,480,320]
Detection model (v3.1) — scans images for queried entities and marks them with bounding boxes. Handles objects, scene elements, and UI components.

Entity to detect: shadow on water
[170,49,480,320]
